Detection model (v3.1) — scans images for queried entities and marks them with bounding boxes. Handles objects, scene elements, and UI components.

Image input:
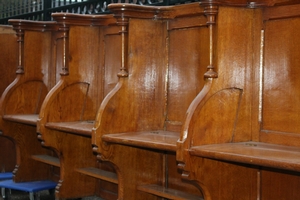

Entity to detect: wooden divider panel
[177,1,300,199]
[0,20,59,182]
[0,25,17,173]
[35,13,119,199]
[92,3,208,200]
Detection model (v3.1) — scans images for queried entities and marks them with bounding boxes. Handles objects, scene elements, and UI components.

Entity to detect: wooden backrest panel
[167,16,208,132]
[24,31,53,83]
[260,9,300,145]
[40,14,119,123]
[93,3,208,149]
[103,32,122,95]
[0,20,60,182]
[175,3,300,199]
[47,25,102,122]
[91,4,209,199]
[126,18,168,131]
[177,5,257,161]
[0,26,17,95]
[94,18,168,136]
[35,14,120,199]
[176,0,300,149]
[0,25,17,172]
[263,18,300,133]
[0,21,58,116]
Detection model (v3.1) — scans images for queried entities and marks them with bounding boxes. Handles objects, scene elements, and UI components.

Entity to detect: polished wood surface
[176,1,300,200]
[0,25,17,173]
[0,20,59,182]
[0,26,17,95]
[36,13,119,199]
[1,1,300,199]
[92,3,207,199]
[190,142,300,171]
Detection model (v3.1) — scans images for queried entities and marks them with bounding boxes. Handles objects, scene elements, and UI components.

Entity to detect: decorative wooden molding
[8,20,59,75]
[202,2,219,79]
[116,17,129,78]
[57,25,70,76]
[15,28,24,74]
[51,13,116,26]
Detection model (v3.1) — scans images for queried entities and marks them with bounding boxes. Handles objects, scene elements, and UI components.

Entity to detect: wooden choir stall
[0,20,59,183]
[0,0,300,199]
[176,0,300,200]
[35,13,120,199]
[92,3,208,200]
[0,25,17,173]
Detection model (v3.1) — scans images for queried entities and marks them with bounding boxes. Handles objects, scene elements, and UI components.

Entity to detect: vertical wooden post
[116,16,129,77]
[15,27,24,74]
[203,1,218,79]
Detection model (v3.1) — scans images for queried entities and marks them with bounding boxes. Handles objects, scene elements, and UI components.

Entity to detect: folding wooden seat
[91,3,209,199]
[176,1,300,199]
[0,20,59,183]
[35,13,119,199]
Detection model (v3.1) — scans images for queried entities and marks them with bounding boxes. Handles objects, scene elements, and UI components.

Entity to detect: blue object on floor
[0,172,13,180]
[0,179,56,200]
[0,172,13,199]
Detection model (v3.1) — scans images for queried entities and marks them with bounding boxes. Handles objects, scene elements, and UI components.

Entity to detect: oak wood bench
[92,3,209,200]
[0,25,17,173]
[0,20,59,183]
[35,13,119,199]
[176,1,300,200]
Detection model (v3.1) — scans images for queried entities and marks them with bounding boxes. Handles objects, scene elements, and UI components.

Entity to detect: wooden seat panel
[35,13,120,199]
[0,20,59,183]
[3,114,38,126]
[190,142,300,172]
[45,121,94,137]
[176,2,300,200]
[102,130,179,151]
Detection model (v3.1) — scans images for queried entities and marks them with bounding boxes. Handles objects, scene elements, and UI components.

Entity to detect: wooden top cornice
[107,3,205,19]
[51,13,116,26]
[8,19,58,32]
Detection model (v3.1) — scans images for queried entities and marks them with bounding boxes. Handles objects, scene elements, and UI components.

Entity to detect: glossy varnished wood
[0,25,17,173]
[190,142,300,172]
[176,1,300,200]
[0,20,59,182]
[36,13,119,199]
[92,3,207,199]
[3,114,38,126]
[0,26,17,95]
[102,131,179,151]
[45,121,94,136]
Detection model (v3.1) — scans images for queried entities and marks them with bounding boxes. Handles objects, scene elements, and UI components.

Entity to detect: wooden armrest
[45,121,94,137]
[189,142,300,172]
[102,130,179,151]
[3,114,39,126]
